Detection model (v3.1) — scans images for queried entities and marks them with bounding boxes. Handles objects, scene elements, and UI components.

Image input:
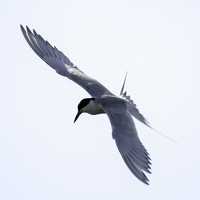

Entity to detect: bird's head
[74,98,95,123]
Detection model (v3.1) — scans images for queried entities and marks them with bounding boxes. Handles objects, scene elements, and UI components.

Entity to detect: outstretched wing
[20,25,113,98]
[120,73,151,128]
[99,97,151,185]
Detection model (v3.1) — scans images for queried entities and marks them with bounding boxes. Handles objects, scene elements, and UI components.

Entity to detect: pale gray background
[1,0,200,199]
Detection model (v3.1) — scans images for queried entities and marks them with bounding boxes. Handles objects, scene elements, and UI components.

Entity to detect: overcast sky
[1,0,200,199]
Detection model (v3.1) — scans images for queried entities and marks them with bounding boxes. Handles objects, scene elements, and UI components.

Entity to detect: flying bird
[20,25,152,185]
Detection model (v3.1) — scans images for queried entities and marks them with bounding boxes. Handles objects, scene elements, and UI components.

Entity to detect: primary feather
[98,96,151,184]
[20,25,112,98]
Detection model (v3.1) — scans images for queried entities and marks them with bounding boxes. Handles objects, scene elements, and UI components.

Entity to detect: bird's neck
[83,100,105,115]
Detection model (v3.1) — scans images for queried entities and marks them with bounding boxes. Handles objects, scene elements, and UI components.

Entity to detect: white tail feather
[151,128,177,143]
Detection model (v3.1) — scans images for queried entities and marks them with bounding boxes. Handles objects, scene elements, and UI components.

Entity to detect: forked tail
[120,72,128,96]
[120,73,176,143]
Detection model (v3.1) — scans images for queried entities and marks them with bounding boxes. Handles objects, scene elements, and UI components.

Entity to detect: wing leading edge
[20,25,112,98]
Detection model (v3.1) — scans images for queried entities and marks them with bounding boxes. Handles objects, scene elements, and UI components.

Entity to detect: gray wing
[20,25,113,98]
[100,97,151,184]
[120,73,151,128]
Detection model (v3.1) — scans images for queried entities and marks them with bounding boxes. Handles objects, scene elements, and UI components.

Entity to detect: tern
[20,25,152,185]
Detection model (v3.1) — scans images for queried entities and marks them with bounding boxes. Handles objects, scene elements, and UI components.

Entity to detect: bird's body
[20,25,152,185]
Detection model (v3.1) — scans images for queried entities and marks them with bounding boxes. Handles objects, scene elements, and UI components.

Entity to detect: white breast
[83,101,105,115]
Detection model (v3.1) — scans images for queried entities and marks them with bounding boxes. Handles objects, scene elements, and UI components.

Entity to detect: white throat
[82,100,105,115]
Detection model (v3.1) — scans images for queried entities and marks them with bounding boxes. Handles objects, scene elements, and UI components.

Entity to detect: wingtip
[123,155,150,185]
[20,24,32,34]
[145,180,150,185]
[32,26,39,36]
[20,24,25,32]
[26,25,32,34]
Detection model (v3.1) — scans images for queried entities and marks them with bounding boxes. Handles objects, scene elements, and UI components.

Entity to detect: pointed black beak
[74,111,81,123]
